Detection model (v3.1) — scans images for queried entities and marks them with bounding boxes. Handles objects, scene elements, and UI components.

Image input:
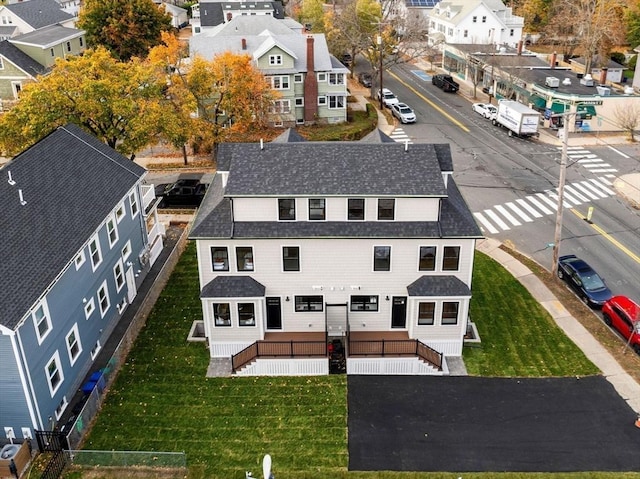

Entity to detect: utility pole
[371,20,387,110]
[551,112,572,276]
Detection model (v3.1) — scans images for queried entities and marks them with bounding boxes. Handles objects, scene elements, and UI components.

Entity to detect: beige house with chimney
[189,15,349,126]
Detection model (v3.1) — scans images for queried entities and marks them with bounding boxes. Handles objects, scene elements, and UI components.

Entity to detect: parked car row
[556,255,640,355]
[375,88,416,124]
[472,102,498,120]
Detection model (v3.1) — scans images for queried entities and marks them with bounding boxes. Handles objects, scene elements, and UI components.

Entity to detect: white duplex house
[189,130,483,376]
[428,0,523,47]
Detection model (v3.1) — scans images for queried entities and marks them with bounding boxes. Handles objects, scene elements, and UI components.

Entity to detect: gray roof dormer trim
[200,275,266,298]
[407,275,471,297]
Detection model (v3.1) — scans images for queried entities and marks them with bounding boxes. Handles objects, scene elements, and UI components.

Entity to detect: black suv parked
[155,179,208,208]
[431,74,460,93]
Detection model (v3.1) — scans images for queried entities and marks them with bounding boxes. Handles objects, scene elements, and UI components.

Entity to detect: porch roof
[201,276,266,298]
[407,275,471,297]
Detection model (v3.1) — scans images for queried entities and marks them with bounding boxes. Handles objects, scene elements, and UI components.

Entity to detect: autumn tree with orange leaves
[149,33,277,157]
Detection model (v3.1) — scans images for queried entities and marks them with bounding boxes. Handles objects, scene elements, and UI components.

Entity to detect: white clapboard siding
[234,358,328,376]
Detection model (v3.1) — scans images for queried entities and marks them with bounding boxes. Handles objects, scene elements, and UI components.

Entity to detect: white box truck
[492,100,540,138]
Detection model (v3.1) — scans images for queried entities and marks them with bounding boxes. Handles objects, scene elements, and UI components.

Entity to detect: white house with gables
[189,15,349,126]
[189,130,483,376]
[428,0,523,47]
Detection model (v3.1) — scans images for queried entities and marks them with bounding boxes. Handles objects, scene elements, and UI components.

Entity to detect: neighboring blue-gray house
[0,124,164,439]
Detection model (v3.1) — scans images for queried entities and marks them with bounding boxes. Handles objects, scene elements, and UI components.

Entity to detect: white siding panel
[233,197,276,221]
[347,358,444,375]
[211,341,253,358]
[394,198,440,221]
[235,358,328,376]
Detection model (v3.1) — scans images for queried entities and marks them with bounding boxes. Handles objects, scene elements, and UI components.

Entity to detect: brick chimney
[550,51,556,69]
[241,38,246,50]
[517,40,523,56]
[599,67,608,85]
[303,35,318,123]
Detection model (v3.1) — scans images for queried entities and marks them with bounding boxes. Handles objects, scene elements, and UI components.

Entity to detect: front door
[266,297,282,329]
[125,266,137,304]
[391,296,407,328]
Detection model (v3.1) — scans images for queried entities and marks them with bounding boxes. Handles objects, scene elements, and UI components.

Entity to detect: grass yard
[79,242,625,479]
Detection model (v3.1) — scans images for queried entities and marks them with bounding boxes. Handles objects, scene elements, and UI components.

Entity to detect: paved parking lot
[348,375,640,472]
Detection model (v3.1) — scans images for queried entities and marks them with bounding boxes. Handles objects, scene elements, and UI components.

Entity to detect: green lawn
[80,242,623,479]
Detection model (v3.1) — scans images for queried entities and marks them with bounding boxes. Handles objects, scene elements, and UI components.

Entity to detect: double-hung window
[238,303,256,326]
[278,198,295,220]
[236,246,254,271]
[89,236,102,270]
[33,303,52,343]
[377,199,395,220]
[373,246,391,271]
[309,199,325,220]
[442,246,460,271]
[272,76,290,89]
[283,246,300,271]
[270,99,291,113]
[419,246,436,271]
[442,302,459,325]
[46,352,63,396]
[66,324,82,365]
[328,95,345,109]
[212,247,229,271]
[114,261,125,291]
[213,303,231,326]
[328,73,344,85]
[269,54,283,65]
[129,191,139,217]
[107,216,118,247]
[98,281,110,317]
[348,198,364,220]
[418,302,436,325]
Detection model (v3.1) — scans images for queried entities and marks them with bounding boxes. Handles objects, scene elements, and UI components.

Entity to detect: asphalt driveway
[348,375,640,472]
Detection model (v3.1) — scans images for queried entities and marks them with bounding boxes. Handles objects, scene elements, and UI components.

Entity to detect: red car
[602,296,640,354]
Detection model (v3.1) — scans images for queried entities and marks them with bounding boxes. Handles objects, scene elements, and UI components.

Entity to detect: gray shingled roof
[0,124,145,330]
[0,40,48,77]
[360,129,395,143]
[201,276,266,297]
[190,140,483,240]
[190,16,334,72]
[10,24,83,47]
[5,0,74,30]
[221,142,447,196]
[406,275,471,296]
[271,128,307,143]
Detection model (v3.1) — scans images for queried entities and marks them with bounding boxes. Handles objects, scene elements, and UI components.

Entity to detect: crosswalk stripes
[473,177,616,234]
[557,146,618,177]
[389,128,413,144]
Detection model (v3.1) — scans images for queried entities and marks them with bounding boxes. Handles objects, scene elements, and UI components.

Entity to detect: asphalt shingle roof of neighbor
[190,16,334,72]
[0,124,146,330]
[5,0,74,29]
[189,139,483,240]
[10,25,83,46]
[407,275,471,296]
[200,276,266,298]
[0,40,48,76]
[271,128,307,143]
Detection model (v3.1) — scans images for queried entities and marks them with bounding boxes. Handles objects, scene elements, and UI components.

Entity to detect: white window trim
[114,260,125,292]
[269,54,283,65]
[45,351,64,396]
[271,99,291,114]
[328,73,345,85]
[84,297,96,319]
[294,73,303,83]
[317,72,327,82]
[65,324,82,366]
[271,75,290,90]
[97,280,110,318]
[129,191,139,218]
[115,202,126,223]
[295,97,304,107]
[107,215,119,248]
[33,301,52,345]
[74,250,86,270]
[121,240,132,261]
[90,340,102,360]
[318,96,327,106]
[54,396,68,420]
[89,235,102,271]
[327,95,346,109]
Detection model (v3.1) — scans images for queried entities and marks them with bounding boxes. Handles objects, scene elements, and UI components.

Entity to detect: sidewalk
[477,237,640,415]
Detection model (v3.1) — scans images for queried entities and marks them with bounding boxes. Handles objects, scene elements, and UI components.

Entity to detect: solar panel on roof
[406,0,438,7]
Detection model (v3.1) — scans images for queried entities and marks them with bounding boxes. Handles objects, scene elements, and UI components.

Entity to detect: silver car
[391,102,416,123]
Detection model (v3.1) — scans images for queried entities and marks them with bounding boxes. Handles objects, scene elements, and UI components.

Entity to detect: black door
[266,297,282,329]
[391,296,407,328]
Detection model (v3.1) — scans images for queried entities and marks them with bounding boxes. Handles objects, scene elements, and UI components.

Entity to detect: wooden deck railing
[232,340,327,373]
[349,339,443,370]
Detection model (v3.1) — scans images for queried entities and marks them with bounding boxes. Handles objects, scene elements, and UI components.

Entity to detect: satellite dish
[263,454,272,479]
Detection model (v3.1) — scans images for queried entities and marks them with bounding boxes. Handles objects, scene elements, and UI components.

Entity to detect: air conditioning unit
[580,74,594,86]
[139,249,150,266]
[545,76,559,88]
[596,86,610,96]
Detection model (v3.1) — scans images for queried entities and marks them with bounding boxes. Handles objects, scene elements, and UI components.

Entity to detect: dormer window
[278,198,295,220]
[309,199,326,220]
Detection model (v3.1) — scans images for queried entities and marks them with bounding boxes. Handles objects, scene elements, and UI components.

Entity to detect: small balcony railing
[141,184,156,212]
[232,340,327,373]
[349,339,443,370]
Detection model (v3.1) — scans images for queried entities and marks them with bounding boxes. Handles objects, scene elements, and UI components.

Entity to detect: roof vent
[260,138,264,150]
[7,170,15,185]
[18,189,26,206]
[404,140,409,152]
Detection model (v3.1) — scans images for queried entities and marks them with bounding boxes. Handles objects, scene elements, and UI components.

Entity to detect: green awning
[444,51,464,63]
[576,105,597,118]
[550,101,569,113]
[531,95,546,109]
